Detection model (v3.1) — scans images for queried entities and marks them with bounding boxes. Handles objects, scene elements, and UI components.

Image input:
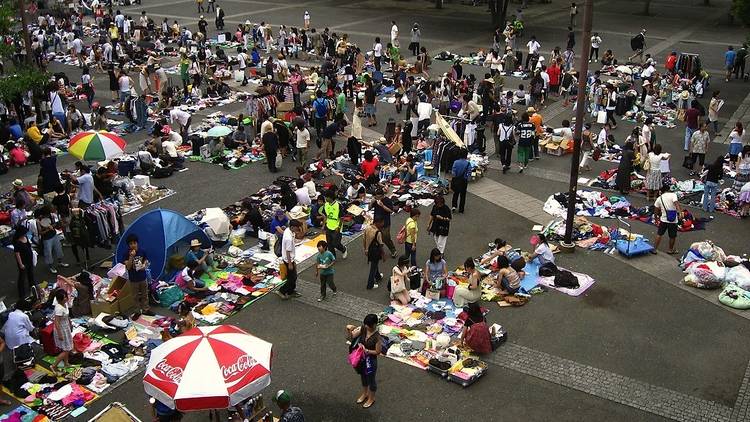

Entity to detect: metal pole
[18,0,34,66]
[560,0,593,249]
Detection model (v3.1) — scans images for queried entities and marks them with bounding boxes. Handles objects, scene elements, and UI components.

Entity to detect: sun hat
[272,390,291,405]
[190,239,202,247]
[12,179,23,187]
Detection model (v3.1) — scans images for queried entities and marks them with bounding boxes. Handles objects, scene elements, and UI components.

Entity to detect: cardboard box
[276,101,294,112]
[91,277,136,315]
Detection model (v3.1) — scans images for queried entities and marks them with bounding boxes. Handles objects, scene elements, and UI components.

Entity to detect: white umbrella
[201,208,231,241]
[207,126,233,137]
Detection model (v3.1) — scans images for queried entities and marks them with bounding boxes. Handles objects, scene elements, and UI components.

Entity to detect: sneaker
[291,292,302,298]
[451,207,456,212]
[391,251,398,258]
[373,284,379,289]
[342,248,348,259]
[332,291,338,296]
[59,262,70,268]
[274,291,289,299]
[317,296,324,302]
[49,267,58,274]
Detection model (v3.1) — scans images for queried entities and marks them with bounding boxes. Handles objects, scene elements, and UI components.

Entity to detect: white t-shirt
[417,102,433,121]
[540,71,550,88]
[390,24,399,41]
[162,140,178,157]
[72,38,83,54]
[655,192,679,223]
[641,65,655,79]
[373,42,382,57]
[167,131,183,146]
[118,75,130,93]
[648,152,668,171]
[237,52,246,69]
[591,36,601,48]
[295,187,311,205]
[170,109,191,126]
[304,180,317,198]
[54,299,69,318]
[281,227,295,263]
[527,40,540,54]
[296,128,310,148]
[534,243,554,265]
[50,92,65,114]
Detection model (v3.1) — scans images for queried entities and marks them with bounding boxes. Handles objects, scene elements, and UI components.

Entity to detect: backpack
[314,98,327,117]
[367,230,383,262]
[298,79,307,93]
[152,165,174,178]
[630,34,642,51]
[538,262,558,277]
[554,270,580,289]
[273,234,283,257]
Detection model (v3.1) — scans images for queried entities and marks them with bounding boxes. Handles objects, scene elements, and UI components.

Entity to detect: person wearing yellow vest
[319,190,348,258]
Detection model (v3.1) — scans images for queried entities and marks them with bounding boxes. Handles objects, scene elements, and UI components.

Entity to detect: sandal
[667,250,678,255]
[356,395,366,404]
[362,400,375,408]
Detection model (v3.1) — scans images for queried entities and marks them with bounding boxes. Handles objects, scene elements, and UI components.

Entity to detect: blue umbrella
[206,125,233,137]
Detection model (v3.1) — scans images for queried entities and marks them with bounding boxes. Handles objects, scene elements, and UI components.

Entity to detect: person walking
[13,226,36,300]
[363,217,384,289]
[708,90,722,135]
[688,122,710,175]
[516,112,535,172]
[37,206,68,274]
[277,220,302,299]
[589,32,602,62]
[450,149,471,213]
[427,195,451,254]
[295,122,310,167]
[320,190,348,258]
[403,208,420,267]
[346,314,382,409]
[262,126,279,173]
[628,29,646,63]
[702,156,724,213]
[50,289,73,376]
[651,186,681,255]
[569,2,578,27]
[409,23,420,56]
[725,46,736,82]
[683,100,701,152]
[734,44,748,80]
[370,189,397,258]
[315,240,337,301]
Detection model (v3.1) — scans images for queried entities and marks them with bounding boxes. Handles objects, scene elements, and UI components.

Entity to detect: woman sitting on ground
[480,238,526,276]
[423,248,447,293]
[492,255,522,295]
[453,258,481,307]
[175,261,209,296]
[460,302,492,354]
[390,255,411,305]
[529,233,555,266]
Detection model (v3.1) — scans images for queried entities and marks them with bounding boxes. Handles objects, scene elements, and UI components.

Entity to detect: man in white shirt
[295,124,310,166]
[162,139,179,158]
[294,180,311,205]
[590,32,602,62]
[641,62,655,80]
[652,186,681,254]
[373,37,383,71]
[276,220,302,299]
[71,36,84,67]
[526,36,541,70]
[390,20,399,46]
[169,107,192,139]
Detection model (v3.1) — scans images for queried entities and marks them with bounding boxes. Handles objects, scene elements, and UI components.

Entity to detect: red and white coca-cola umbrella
[143,325,273,411]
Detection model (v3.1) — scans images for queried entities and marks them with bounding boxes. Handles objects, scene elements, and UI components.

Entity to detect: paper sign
[217,34,226,43]
[532,225,543,232]
[125,326,138,341]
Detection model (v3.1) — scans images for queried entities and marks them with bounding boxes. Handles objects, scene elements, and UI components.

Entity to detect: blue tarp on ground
[115,209,210,280]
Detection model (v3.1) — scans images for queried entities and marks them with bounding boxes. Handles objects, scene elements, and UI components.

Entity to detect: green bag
[159,285,184,308]
[718,284,750,310]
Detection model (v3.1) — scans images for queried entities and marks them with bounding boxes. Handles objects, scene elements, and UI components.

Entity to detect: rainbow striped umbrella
[68,131,127,161]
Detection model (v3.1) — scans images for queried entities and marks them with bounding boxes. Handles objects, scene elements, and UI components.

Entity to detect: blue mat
[519,260,541,294]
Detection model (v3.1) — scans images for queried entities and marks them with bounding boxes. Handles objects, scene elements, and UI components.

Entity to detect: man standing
[312,92,328,145]
[123,234,153,315]
[373,37,383,72]
[683,100,701,151]
[525,35,541,70]
[390,20,399,47]
[262,126,279,173]
[651,186,681,255]
[277,220,302,299]
[71,164,96,208]
[569,2,578,27]
[725,46,736,82]
[319,190,348,258]
[516,112,536,172]
[370,189,397,258]
[363,217,384,289]
[450,149,471,214]
[628,29,646,63]
[295,122,310,166]
[734,44,748,80]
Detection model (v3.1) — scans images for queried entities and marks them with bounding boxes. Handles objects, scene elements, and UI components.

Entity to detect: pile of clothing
[543,190,632,219]
[679,241,750,309]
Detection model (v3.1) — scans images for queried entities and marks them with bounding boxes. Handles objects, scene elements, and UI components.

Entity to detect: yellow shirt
[26,126,43,143]
[405,217,418,244]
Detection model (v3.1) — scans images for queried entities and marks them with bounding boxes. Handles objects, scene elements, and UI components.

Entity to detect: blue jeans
[367,259,380,289]
[404,242,416,267]
[43,235,63,266]
[703,181,719,212]
[684,127,695,151]
[501,277,519,295]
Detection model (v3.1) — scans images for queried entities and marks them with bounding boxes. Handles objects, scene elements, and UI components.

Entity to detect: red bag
[40,323,61,356]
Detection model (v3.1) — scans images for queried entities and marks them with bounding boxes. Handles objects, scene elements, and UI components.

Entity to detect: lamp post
[560,0,593,250]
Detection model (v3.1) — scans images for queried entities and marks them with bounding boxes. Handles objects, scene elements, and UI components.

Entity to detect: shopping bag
[234,70,244,82]
[275,153,283,169]
[348,345,364,368]
[596,111,607,124]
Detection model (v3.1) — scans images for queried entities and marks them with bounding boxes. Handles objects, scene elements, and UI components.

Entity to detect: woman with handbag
[645,144,670,202]
[363,217,385,289]
[390,255,411,305]
[345,314,381,409]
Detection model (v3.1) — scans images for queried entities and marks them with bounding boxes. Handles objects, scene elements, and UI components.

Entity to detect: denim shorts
[364,104,376,116]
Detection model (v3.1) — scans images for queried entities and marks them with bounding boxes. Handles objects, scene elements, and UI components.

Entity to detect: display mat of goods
[119,186,177,215]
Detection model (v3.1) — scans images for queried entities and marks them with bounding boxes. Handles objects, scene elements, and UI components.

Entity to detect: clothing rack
[675,53,701,77]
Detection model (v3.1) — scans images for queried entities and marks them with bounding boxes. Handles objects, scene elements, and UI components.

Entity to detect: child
[9,143,27,167]
[314,240,337,301]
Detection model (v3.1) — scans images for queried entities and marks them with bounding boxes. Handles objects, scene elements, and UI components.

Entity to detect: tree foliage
[733,0,750,25]
[0,67,50,99]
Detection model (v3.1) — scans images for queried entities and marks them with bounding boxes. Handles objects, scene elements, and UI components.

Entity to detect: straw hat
[378,136,388,144]
[288,206,309,220]
[526,106,536,113]
[190,239,203,247]
[12,179,23,187]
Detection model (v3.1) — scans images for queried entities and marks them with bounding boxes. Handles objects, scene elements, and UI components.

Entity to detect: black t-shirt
[429,204,452,236]
[262,132,278,152]
[13,239,33,266]
[322,122,338,139]
[365,86,376,104]
[52,193,71,217]
[373,197,394,227]
[273,122,290,147]
[516,122,536,147]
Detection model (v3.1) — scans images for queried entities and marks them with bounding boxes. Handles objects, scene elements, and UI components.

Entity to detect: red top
[665,55,677,71]
[361,158,379,178]
[547,64,561,86]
